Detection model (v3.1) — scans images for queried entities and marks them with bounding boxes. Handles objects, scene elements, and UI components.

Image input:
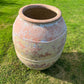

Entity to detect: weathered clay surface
[13,4,67,70]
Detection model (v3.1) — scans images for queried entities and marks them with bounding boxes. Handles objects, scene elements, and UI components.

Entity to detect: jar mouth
[19,4,61,23]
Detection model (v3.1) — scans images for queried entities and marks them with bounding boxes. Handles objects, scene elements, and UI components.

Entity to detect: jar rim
[19,4,61,24]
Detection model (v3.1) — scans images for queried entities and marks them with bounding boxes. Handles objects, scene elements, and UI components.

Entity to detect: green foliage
[0,0,84,84]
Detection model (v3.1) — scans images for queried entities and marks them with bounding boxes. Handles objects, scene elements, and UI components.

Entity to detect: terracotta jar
[13,4,67,70]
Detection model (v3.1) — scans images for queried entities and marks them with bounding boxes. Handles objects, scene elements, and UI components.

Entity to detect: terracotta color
[13,4,67,70]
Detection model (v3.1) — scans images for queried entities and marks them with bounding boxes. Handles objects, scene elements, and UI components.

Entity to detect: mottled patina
[13,4,67,70]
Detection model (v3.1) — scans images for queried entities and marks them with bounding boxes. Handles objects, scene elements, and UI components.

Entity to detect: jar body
[13,15,67,70]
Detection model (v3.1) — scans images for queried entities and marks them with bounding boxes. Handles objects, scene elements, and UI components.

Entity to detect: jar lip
[19,4,61,24]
